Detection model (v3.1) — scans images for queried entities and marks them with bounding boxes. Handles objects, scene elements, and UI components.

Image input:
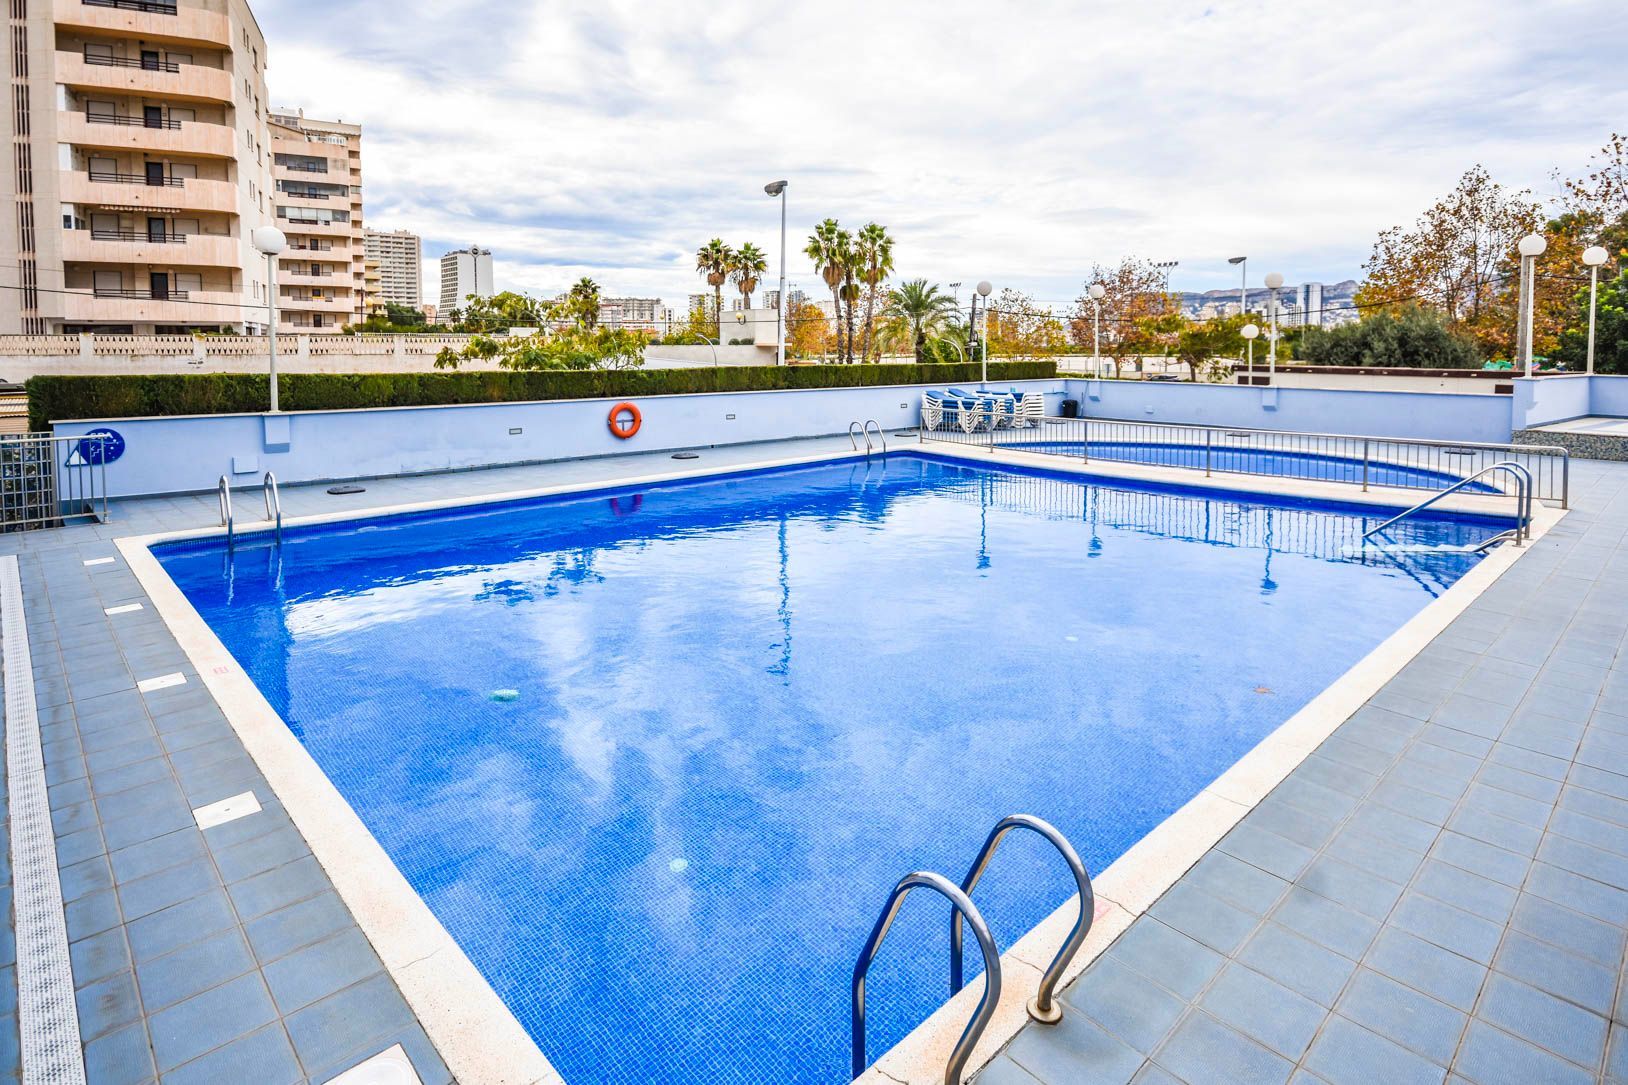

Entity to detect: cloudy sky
[263,0,1627,312]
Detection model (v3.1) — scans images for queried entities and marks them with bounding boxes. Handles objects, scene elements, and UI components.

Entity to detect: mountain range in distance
[1175,278,1360,325]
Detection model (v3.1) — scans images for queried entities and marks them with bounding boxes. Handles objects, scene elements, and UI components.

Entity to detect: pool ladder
[851,814,1094,1084]
[1363,461,1533,550]
[217,471,283,547]
[848,419,887,457]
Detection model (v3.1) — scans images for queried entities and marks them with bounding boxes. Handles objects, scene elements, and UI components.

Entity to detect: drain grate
[2,556,89,1085]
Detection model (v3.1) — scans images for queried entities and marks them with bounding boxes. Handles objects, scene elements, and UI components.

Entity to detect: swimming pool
[154,453,1507,1084]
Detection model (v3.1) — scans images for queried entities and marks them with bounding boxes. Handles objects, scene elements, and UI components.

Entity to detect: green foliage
[435,326,647,372]
[449,291,549,332]
[25,361,1059,430]
[1299,305,1483,369]
[1553,266,1628,373]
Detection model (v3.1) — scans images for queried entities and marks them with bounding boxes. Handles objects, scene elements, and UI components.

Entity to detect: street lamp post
[764,180,788,366]
[251,226,287,412]
[1584,245,1609,375]
[1517,233,1547,376]
[1265,272,1284,379]
[1242,323,1259,383]
[1088,283,1106,377]
[976,280,992,387]
[1228,256,1247,317]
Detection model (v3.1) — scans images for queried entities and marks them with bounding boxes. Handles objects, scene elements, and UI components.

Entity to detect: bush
[26,361,1058,431]
[1299,305,1483,369]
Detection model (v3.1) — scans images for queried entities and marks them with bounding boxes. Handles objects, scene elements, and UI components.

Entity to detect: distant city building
[1296,282,1325,327]
[762,289,781,311]
[439,246,494,313]
[420,303,438,325]
[362,258,384,318]
[687,293,716,318]
[364,228,422,308]
[269,109,363,332]
[597,297,663,330]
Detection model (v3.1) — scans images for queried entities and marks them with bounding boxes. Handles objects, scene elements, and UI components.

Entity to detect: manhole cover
[327,484,366,495]
[672,452,701,460]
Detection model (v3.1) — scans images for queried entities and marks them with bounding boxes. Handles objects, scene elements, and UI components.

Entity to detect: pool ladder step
[849,420,887,457]
[217,470,283,548]
[851,814,1095,1084]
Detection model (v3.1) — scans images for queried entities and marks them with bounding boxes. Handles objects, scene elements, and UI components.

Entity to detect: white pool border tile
[114,440,1560,1085]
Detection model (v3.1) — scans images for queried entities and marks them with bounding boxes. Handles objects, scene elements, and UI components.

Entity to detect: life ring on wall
[608,401,642,439]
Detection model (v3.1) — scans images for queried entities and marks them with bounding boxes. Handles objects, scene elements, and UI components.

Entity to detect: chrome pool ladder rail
[262,470,282,541]
[216,475,233,546]
[853,870,1001,1085]
[951,814,1094,1024]
[864,419,887,454]
[848,421,869,454]
[1362,461,1533,547]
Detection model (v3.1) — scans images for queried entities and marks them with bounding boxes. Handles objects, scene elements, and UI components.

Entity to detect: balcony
[59,109,236,158]
[279,218,353,237]
[62,228,240,267]
[60,170,237,214]
[278,270,340,287]
[56,50,233,104]
[58,287,245,324]
[53,0,231,48]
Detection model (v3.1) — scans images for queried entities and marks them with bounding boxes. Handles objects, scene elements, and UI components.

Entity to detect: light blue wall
[1065,379,1515,443]
[54,381,1071,498]
[1511,375,1592,428]
[1587,375,1628,418]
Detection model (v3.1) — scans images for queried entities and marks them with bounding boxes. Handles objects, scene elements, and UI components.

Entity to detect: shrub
[1299,305,1483,369]
[26,361,1058,431]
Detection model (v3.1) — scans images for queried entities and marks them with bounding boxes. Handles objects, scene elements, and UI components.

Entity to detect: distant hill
[1176,279,1360,326]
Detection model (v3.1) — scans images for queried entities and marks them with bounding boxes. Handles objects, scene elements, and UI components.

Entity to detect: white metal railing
[0,433,111,531]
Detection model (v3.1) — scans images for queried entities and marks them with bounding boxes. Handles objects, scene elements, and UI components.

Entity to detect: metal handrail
[262,471,281,539]
[864,419,887,454]
[216,475,233,545]
[1363,461,1532,546]
[848,421,870,454]
[853,871,1001,1085]
[951,814,1094,1024]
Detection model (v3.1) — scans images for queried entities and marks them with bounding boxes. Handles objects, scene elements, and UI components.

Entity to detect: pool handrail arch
[852,870,1002,1084]
[951,813,1095,1025]
[1363,460,1533,545]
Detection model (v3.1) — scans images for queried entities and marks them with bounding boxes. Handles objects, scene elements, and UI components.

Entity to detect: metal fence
[919,410,1570,507]
[0,434,111,532]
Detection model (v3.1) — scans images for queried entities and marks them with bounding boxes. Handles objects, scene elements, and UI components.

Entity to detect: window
[83,43,113,61]
[168,52,191,66]
[93,271,123,295]
[176,272,201,293]
[88,155,116,178]
[86,99,117,119]
[168,107,194,124]
[169,162,196,180]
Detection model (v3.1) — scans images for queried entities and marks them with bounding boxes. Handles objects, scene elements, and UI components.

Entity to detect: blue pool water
[997,439,1500,492]
[156,453,1506,1085]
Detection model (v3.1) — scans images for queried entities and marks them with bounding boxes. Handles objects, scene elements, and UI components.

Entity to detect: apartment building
[597,295,662,330]
[0,0,277,333]
[362,226,419,308]
[268,108,360,331]
[438,246,491,314]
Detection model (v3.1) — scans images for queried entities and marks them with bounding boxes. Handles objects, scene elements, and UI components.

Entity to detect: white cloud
[265,0,1628,312]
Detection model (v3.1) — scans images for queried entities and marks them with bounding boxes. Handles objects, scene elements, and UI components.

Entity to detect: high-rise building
[363,227,420,308]
[597,296,662,330]
[268,109,361,332]
[362,257,383,318]
[439,246,492,313]
[0,0,277,333]
[1296,282,1324,327]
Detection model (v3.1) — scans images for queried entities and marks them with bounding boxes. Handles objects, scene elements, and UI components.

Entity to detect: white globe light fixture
[1516,233,1547,375]
[1241,322,1260,381]
[251,226,288,412]
[1087,284,1107,377]
[1583,245,1611,374]
[974,281,994,386]
[1263,273,1285,378]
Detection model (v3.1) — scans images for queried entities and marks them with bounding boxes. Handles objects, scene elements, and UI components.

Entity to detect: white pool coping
[113,440,1560,1085]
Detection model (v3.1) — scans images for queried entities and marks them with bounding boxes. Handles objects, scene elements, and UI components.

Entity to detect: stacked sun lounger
[921,389,1043,432]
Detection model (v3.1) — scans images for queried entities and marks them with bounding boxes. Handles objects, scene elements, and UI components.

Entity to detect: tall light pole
[1242,322,1259,382]
[1089,283,1106,377]
[1228,256,1247,317]
[252,225,287,412]
[1584,245,1609,375]
[1265,272,1284,379]
[1517,233,1546,376]
[976,280,992,387]
[764,180,788,366]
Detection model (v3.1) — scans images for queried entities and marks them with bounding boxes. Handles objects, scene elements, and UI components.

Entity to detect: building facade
[597,296,662,330]
[1297,281,1325,328]
[267,108,361,332]
[362,226,419,308]
[438,246,491,314]
[0,0,277,333]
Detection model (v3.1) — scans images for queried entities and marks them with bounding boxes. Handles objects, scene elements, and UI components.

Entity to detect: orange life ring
[608,401,642,439]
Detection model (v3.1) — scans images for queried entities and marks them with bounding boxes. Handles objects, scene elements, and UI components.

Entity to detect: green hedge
[25,362,1058,431]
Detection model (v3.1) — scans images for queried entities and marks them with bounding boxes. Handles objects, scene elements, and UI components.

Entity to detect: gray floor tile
[1060,954,1186,1056]
[1335,969,1464,1066]
[1198,965,1324,1060]
[1105,919,1226,1001]
[1154,1011,1293,1085]
[1453,1020,1594,1085]
[1302,1015,1446,1085]
[1476,973,1609,1071]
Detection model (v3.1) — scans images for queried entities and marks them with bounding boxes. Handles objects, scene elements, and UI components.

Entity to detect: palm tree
[731,242,768,310]
[805,220,852,362]
[854,223,894,362]
[567,276,600,329]
[885,280,957,359]
[695,239,735,338]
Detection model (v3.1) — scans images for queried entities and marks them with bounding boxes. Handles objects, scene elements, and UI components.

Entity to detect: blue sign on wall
[75,428,125,465]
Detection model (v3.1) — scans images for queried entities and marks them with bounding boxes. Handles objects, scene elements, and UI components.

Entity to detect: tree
[884,279,957,359]
[562,277,600,330]
[986,288,1067,359]
[1069,258,1178,376]
[1176,313,1257,380]
[730,242,767,310]
[435,326,646,371]
[1299,305,1482,368]
[853,223,894,363]
[451,291,547,333]
[785,296,833,359]
[1553,265,1628,373]
[695,239,734,339]
[805,220,853,363]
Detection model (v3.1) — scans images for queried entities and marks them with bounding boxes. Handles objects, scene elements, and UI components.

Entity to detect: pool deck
[0,434,1622,1084]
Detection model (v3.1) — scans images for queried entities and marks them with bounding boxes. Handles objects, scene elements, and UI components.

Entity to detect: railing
[87,169,185,187]
[920,409,1570,507]
[262,471,281,541]
[0,433,111,532]
[1364,462,1532,546]
[279,189,332,200]
[217,475,233,546]
[88,227,189,243]
[853,871,1001,1085]
[92,288,190,300]
[82,0,178,13]
[280,162,329,173]
[83,53,181,73]
[85,112,183,130]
